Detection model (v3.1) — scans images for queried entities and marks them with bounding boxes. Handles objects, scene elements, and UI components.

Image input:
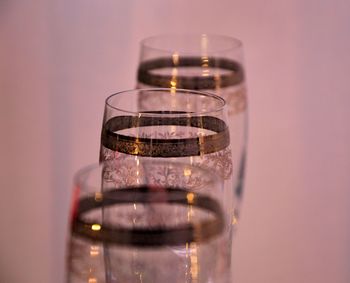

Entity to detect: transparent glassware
[99,88,237,221]
[67,160,232,283]
[136,34,247,205]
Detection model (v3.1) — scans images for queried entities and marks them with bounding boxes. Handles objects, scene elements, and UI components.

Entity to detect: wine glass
[99,88,236,224]
[67,160,232,283]
[136,34,247,206]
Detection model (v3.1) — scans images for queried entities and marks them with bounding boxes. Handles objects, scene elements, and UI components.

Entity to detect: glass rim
[105,88,226,117]
[140,33,243,55]
[72,160,225,246]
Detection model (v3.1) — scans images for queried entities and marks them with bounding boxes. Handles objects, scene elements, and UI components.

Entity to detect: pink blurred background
[1,1,350,282]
